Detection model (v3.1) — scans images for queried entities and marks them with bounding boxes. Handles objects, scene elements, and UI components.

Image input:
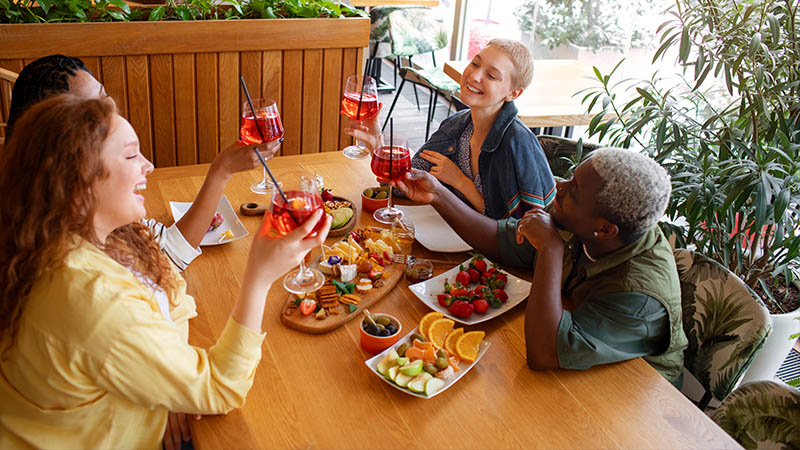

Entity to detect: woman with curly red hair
[0,94,330,449]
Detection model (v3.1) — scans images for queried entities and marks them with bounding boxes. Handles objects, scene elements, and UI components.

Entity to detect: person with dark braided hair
[7,55,281,271]
[7,55,106,139]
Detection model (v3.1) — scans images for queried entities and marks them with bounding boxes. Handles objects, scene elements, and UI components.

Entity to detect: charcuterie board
[280,227,408,334]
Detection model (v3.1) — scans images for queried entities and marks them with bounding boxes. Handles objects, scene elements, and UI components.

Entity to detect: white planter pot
[740,307,800,383]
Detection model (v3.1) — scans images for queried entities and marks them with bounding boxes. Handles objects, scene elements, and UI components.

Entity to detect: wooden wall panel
[100,56,129,119]
[339,49,358,150]
[0,19,369,166]
[173,54,197,166]
[150,54,176,168]
[301,49,322,155]
[261,51,282,109]
[282,50,303,156]
[196,53,219,164]
[321,49,343,153]
[0,60,23,137]
[81,57,101,80]
[125,55,153,162]
[240,51,262,111]
[218,52,239,151]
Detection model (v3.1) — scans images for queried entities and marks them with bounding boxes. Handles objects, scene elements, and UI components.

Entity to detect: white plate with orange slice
[364,313,490,399]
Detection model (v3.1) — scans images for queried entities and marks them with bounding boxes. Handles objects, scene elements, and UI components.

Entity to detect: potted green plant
[513,0,654,60]
[578,0,800,381]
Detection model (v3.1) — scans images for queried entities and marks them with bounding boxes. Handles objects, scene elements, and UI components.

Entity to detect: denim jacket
[412,101,556,219]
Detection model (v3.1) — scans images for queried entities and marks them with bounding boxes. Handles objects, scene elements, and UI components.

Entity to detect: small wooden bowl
[327,195,358,237]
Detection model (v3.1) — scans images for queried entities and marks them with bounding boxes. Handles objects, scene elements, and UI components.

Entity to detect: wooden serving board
[280,255,406,334]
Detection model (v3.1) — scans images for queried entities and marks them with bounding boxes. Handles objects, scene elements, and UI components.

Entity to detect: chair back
[0,67,19,146]
[711,380,800,449]
[673,249,772,409]
[536,135,600,178]
[386,7,449,58]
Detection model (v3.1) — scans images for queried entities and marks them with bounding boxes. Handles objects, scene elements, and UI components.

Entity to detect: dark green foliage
[0,0,366,23]
[577,0,800,308]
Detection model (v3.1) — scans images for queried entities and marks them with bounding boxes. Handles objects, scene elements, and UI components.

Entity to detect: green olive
[436,348,448,359]
[374,190,388,199]
[364,188,374,198]
[436,357,449,369]
[396,343,410,357]
[376,317,391,326]
[411,332,426,343]
[423,362,438,375]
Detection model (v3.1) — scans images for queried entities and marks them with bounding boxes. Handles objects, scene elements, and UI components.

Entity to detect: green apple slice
[424,377,445,396]
[330,207,353,229]
[407,373,433,393]
[394,372,414,388]
[399,360,423,377]
[386,366,400,382]
[376,349,400,376]
[394,357,409,366]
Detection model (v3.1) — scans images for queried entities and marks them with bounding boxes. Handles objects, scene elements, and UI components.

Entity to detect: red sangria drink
[268,190,325,237]
[264,171,327,295]
[371,141,411,224]
[341,91,379,121]
[242,99,283,194]
[340,75,378,160]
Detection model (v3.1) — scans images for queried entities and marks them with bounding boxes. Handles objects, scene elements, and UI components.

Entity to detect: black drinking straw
[239,76,299,226]
[355,75,367,120]
[389,118,393,178]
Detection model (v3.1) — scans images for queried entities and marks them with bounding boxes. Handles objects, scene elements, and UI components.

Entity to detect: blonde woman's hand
[344,103,383,153]
[418,151,468,189]
[246,209,332,285]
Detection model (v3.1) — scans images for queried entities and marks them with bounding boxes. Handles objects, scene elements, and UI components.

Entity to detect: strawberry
[473,299,490,314]
[450,287,468,298]
[469,284,487,299]
[471,256,487,273]
[368,269,382,281]
[455,265,471,287]
[299,299,316,316]
[208,212,224,232]
[321,188,334,202]
[467,267,481,284]
[493,289,509,303]
[383,251,393,264]
[349,231,360,243]
[437,294,453,307]
[448,300,474,319]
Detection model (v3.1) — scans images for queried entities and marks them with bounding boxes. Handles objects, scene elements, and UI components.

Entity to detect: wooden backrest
[0,67,18,145]
[0,19,369,166]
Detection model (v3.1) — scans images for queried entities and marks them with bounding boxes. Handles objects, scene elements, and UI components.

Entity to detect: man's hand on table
[163,412,201,450]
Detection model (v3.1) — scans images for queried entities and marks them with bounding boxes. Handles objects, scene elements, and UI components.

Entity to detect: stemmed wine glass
[340,75,379,160]
[241,98,284,194]
[371,139,411,224]
[263,171,327,294]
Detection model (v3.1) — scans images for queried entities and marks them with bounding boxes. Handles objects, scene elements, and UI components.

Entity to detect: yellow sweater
[0,239,265,449]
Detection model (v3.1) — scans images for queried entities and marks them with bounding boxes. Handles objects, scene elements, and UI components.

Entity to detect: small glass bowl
[405,258,433,284]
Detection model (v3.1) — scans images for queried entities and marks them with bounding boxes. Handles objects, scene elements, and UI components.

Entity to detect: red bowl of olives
[360,313,402,354]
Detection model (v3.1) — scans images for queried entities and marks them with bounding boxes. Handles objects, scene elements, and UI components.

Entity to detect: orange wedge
[413,339,434,351]
[418,311,444,337]
[427,318,455,348]
[444,327,464,356]
[405,347,424,361]
[456,331,485,363]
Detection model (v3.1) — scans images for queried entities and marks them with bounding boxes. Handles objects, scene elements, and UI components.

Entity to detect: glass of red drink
[242,99,284,194]
[371,139,411,224]
[340,75,379,160]
[261,171,327,294]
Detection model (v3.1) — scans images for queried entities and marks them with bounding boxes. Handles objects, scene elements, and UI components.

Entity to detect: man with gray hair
[394,148,687,385]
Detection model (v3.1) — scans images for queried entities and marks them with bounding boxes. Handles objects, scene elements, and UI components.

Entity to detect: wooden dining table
[445,59,612,129]
[143,151,740,449]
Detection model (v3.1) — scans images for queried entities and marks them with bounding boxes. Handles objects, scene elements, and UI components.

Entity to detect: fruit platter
[408,255,532,325]
[280,227,409,334]
[322,188,357,237]
[364,312,490,398]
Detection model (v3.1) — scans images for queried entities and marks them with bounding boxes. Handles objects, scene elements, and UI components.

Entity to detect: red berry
[473,299,489,314]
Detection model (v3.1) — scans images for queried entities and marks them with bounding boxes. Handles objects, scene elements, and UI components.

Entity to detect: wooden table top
[143,152,739,449]
[445,59,611,129]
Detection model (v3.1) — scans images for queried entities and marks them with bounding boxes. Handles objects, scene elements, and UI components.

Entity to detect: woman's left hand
[418,151,466,188]
[163,412,201,450]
